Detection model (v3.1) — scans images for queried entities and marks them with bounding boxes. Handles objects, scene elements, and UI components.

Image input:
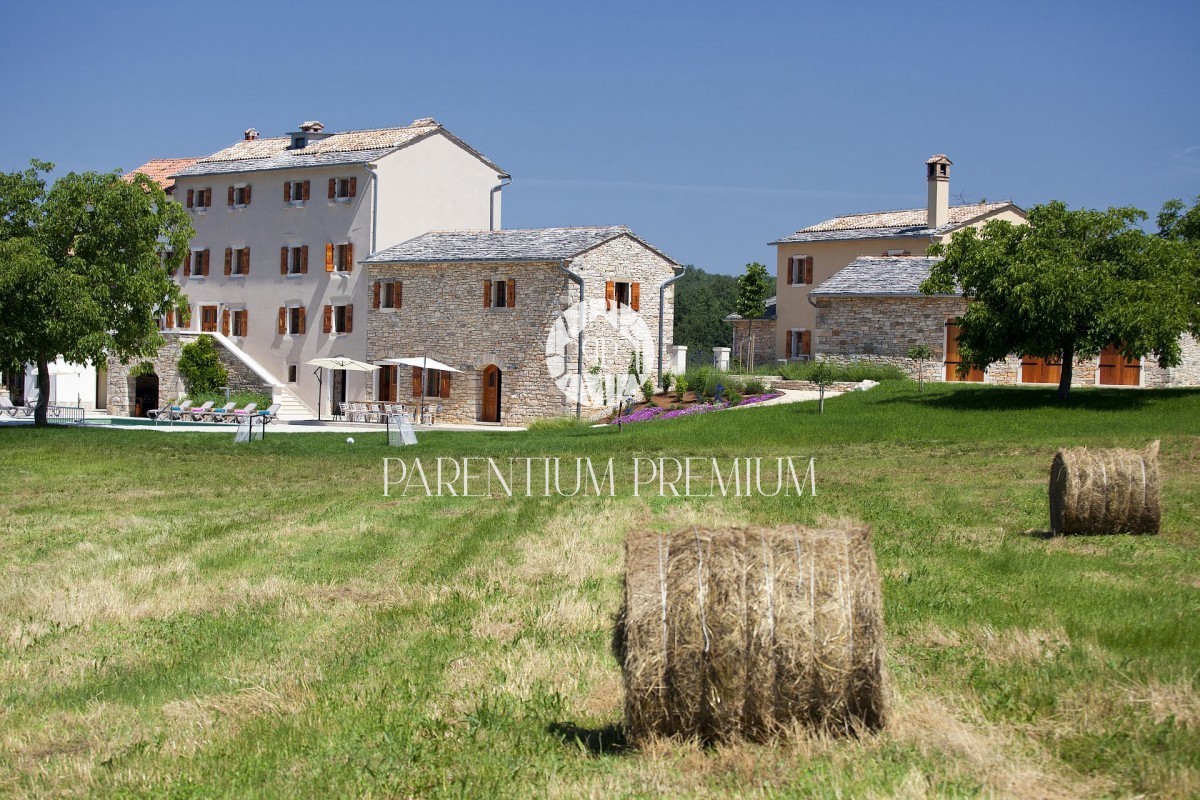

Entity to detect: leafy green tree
[922,201,1200,401]
[906,344,933,392]
[1158,195,1200,243]
[0,161,193,425]
[672,265,739,357]
[735,262,772,369]
[177,334,229,395]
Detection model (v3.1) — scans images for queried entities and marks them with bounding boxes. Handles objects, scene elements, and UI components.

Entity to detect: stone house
[107,118,508,417]
[769,154,1025,363]
[725,297,777,367]
[364,226,680,425]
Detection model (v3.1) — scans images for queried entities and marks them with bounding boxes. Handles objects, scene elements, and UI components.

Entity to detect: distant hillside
[672,265,775,360]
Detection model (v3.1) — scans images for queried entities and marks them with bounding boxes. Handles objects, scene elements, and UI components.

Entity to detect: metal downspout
[557,259,585,419]
[364,163,380,254]
[489,175,512,231]
[658,267,685,388]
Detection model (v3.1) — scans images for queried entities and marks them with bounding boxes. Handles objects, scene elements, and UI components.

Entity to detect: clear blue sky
[3,0,1197,274]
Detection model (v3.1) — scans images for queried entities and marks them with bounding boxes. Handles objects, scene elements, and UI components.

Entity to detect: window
[225,309,248,337]
[787,329,811,359]
[323,304,353,335]
[186,188,212,209]
[283,180,311,204]
[200,305,218,333]
[374,280,402,309]
[412,366,450,398]
[326,242,354,273]
[328,177,357,201]
[483,278,517,309]
[287,364,298,383]
[605,280,639,311]
[225,247,250,276]
[279,305,306,335]
[281,245,308,275]
[228,184,251,207]
[378,365,397,402]
[787,256,813,286]
[189,249,210,277]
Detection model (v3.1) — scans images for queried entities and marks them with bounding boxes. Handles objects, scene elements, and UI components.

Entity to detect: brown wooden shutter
[373,281,381,309]
[349,176,357,197]
[605,281,615,310]
[631,282,641,311]
[323,305,333,333]
[302,180,310,201]
[801,330,812,355]
[166,308,174,328]
[439,371,451,398]
[224,248,233,275]
[345,304,353,333]
[186,189,194,208]
[221,309,230,335]
[284,181,292,203]
[345,243,353,272]
[244,185,251,205]
[325,243,335,272]
[328,178,336,199]
[300,246,308,274]
[280,246,289,274]
[227,186,234,206]
[804,256,814,285]
[787,330,794,357]
[298,307,306,334]
[278,307,286,334]
[205,189,213,207]
[396,282,402,308]
[241,247,250,274]
[412,367,423,397]
[483,280,492,308]
[202,250,210,276]
[786,259,794,285]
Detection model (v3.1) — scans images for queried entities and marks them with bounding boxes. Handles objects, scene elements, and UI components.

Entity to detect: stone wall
[730,318,776,367]
[106,335,188,417]
[214,345,275,395]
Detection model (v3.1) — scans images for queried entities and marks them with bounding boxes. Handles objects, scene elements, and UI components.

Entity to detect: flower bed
[609,392,782,425]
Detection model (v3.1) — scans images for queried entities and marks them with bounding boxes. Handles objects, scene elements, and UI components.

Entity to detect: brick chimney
[244,128,259,141]
[926,154,952,229]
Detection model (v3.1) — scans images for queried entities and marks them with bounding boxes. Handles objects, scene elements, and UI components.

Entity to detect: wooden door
[944,321,984,382]
[1020,355,1062,384]
[1098,344,1141,386]
[481,365,501,423]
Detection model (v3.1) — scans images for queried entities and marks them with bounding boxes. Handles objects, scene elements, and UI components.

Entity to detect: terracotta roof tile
[124,158,201,192]
[770,202,1020,244]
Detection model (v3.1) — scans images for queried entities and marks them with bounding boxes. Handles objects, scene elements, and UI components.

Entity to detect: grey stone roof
[809,256,960,297]
[365,226,681,265]
[770,202,1019,244]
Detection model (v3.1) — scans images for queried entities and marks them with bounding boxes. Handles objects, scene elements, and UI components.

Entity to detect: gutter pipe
[556,259,585,419]
[364,163,381,254]
[489,175,512,231]
[658,267,686,388]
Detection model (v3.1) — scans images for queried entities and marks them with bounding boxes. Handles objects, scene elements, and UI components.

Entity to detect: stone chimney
[298,120,325,133]
[288,121,331,150]
[244,128,259,141]
[926,154,952,229]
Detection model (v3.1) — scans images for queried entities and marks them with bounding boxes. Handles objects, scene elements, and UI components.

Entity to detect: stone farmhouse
[364,226,680,425]
[107,119,510,417]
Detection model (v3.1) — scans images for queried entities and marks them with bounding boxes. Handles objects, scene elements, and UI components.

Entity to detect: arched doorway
[481,365,501,422]
[133,374,159,418]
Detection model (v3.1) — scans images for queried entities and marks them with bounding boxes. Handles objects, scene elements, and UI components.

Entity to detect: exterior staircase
[208,333,316,420]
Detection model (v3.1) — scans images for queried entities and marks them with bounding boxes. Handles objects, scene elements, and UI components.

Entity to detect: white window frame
[232,183,250,208]
[193,187,211,209]
[788,256,809,286]
[335,242,353,273]
[287,305,303,336]
[789,328,811,359]
[287,245,304,276]
[190,249,207,278]
[288,182,306,204]
[380,280,401,310]
[230,307,248,337]
[231,246,250,277]
[334,178,353,201]
[332,304,350,335]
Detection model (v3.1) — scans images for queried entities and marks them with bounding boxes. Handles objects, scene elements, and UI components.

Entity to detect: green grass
[1,382,1198,797]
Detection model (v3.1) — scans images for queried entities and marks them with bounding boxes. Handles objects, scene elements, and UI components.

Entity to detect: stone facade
[730,317,777,367]
[366,236,676,425]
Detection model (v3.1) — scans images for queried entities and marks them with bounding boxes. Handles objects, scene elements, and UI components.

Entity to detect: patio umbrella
[305,355,380,420]
[377,354,463,424]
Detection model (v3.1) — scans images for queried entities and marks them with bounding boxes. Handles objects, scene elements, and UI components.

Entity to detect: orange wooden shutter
[202,250,210,276]
[224,248,233,275]
[325,243,335,272]
[241,247,250,274]
[277,307,286,334]
[328,178,336,199]
[300,246,308,274]
[345,305,353,333]
[483,280,492,308]
[787,330,794,356]
[280,246,288,274]
[166,308,174,328]
[506,278,516,309]
[244,185,251,205]
[786,259,794,285]
[801,330,812,355]
[439,371,451,398]
[186,189,194,208]
[227,186,235,206]
[349,176,357,197]
[298,307,306,334]
[345,243,353,271]
[221,309,230,335]
[412,367,423,397]
[205,189,213,207]
[323,305,332,333]
[605,280,615,310]
[396,282,402,308]
[804,256,814,284]
[284,181,291,203]
[302,181,310,201]
[631,282,640,311]
[373,281,381,309]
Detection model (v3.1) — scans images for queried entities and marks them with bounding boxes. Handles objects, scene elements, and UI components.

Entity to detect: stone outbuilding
[725,296,777,368]
[364,226,680,424]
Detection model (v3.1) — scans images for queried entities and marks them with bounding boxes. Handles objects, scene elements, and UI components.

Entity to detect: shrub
[641,379,656,403]
[777,361,907,383]
[188,390,272,410]
[726,389,743,406]
[745,379,767,395]
[527,415,594,431]
[661,371,674,392]
[178,335,228,395]
[674,375,688,402]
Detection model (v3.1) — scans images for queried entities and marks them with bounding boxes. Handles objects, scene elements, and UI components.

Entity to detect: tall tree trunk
[34,353,50,427]
[1056,343,1075,402]
[747,319,754,371]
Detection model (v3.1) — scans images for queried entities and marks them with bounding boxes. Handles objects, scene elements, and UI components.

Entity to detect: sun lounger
[229,403,259,422]
[256,403,281,424]
[0,397,19,417]
[187,401,216,421]
[205,402,238,422]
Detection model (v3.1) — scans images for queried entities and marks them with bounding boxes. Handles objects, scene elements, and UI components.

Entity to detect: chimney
[288,121,331,150]
[926,154,952,229]
[298,120,325,133]
[244,128,259,141]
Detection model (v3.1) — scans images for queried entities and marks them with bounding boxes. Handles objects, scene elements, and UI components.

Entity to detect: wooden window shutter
[328,178,336,199]
[227,186,235,206]
[349,176,357,197]
[346,243,353,272]
[186,189,194,208]
[298,307,306,334]
[241,310,249,334]
[284,181,291,203]
[439,371,451,398]
[605,280,615,311]
[224,248,233,275]
[300,246,309,274]
[325,243,335,272]
[483,279,492,308]
[302,180,310,201]
[277,307,286,334]
[166,308,174,328]
[280,246,289,274]
[396,282,402,308]
[507,278,516,309]
[241,247,250,274]
[631,282,641,312]
[202,250,210,276]
[786,259,794,286]
[205,189,213,207]
[804,256,814,285]
[801,330,812,355]
[221,309,230,335]
[412,367,423,397]
[345,304,353,333]
[373,281,381,309]
[787,330,794,356]
[323,305,333,334]
[244,185,251,205]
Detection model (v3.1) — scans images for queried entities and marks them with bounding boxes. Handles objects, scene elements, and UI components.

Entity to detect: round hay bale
[1049,441,1161,535]
[615,525,888,745]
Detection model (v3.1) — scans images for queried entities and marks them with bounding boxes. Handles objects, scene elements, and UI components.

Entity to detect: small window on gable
[604,280,640,311]
[787,256,813,286]
[483,279,517,309]
[377,281,401,310]
[614,281,630,308]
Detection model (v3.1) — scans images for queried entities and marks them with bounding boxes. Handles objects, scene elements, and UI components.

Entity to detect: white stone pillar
[671,345,688,374]
[713,347,731,371]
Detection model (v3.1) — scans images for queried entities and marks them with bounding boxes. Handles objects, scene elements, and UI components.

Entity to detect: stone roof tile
[366,226,680,265]
[809,256,959,297]
[771,202,1017,244]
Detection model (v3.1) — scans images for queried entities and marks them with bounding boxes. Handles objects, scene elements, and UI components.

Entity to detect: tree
[672,265,740,358]
[1159,195,1200,243]
[906,344,933,392]
[736,262,772,369]
[0,161,194,425]
[177,334,228,395]
[923,201,1200,400]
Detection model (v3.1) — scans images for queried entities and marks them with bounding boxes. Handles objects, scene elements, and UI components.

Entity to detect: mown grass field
[1,382,1198,798]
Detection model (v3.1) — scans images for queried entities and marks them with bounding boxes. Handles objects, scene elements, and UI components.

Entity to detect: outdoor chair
[208,402,240,422]
[187,401,216,421]
[257,403,281,424]
[230,403,259,422]
[167,400,195,421]
[420,403,443,426]
[0,397,19,417]
[345,401,366,423]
